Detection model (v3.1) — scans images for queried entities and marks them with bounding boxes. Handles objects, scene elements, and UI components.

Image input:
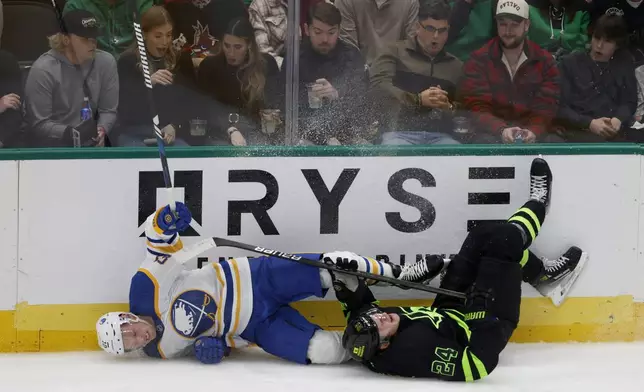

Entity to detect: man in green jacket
[445,0,496,61]
[63,0,154,58]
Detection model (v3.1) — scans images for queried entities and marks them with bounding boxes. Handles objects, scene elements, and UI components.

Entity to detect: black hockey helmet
[342,306,383,362]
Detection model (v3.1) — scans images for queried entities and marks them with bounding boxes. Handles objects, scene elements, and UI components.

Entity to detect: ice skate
[397,255,445,286]
[533,246,588,307]
[530,156,553,210]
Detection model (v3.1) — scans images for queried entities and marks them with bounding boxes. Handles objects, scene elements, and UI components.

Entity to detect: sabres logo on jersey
[170,290,217,338]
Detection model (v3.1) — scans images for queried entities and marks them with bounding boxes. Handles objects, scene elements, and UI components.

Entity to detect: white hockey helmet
[96,312,142,355]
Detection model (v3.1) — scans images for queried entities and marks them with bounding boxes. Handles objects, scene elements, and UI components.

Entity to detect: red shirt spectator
[460,0,560,143]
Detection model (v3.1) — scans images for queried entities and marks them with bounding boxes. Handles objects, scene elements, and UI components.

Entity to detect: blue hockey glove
[156,202,192,235]
[194,336,230,364]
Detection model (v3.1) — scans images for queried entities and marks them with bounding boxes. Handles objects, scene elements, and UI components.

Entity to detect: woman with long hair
[528,0,590,61]
[197,16,280,146]
[115,5,201,147]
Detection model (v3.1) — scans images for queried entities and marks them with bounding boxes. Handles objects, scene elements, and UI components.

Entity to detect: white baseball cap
[496,0,529,20]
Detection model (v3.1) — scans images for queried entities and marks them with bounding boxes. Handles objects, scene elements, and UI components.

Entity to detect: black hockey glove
[463,284,499,330]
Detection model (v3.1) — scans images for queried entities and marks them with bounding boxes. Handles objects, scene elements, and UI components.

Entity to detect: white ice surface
[0,343,642,392]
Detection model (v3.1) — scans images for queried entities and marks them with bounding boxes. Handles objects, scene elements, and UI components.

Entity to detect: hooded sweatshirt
[24,49,119,141]
[528,6,590,60]
[63,0,154,57]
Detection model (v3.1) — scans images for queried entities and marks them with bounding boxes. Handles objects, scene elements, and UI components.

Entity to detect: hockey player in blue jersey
[95,202,425,365]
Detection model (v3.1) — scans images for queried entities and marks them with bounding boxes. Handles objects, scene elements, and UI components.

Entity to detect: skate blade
[537,252,588,307]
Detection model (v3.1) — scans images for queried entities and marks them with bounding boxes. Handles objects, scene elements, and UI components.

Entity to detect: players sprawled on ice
[94,200,426,364]
[331,157,587,381]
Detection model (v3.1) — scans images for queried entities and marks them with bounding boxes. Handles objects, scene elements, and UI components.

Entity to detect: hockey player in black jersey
[329,157,587,381]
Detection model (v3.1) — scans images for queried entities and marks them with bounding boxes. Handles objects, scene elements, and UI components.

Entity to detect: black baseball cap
[61,9,101,39]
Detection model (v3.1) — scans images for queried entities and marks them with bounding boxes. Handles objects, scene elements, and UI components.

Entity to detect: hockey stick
[130,2,175,210]
[212,237,466,299]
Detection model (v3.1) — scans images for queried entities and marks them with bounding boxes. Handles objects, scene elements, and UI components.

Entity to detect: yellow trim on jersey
[152,208,165,235]
[212,263,226,337]
[228,259,243,348]
[146,239,184,254]
[367,257,380,275]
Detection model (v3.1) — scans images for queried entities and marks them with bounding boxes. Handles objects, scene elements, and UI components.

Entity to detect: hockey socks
[519,250,545,285]
[507,200,546,249]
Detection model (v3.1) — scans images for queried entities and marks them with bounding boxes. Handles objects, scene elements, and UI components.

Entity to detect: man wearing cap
[24,9,118,147]
[459,0,561,143]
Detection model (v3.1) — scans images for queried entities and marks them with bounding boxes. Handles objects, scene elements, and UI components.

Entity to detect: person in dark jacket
[197,17,281,145]
[369,0,463,145]
[116,5,198,147]
[282,2,368,145]
[460,0,561,143]
[555,14,638,142]
[0,49,23,148]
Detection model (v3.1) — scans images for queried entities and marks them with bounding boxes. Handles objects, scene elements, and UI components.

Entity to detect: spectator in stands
[460,0,560,144]
[636,64,644,122]
[528,0,590,62]
[0,49,22,148]
[445,0,496,62]
[197,17,280,145]
[63,0,154,58]
[286,2,368,145]
[370,0,462,145]
[115,5,199,147]
[335,0,419,68]
[248,0,324,68]
[163,0,248,66]
[590,1,644,65]
[555,14,638,142]
[248,0,287,67]
[24,10,118,147]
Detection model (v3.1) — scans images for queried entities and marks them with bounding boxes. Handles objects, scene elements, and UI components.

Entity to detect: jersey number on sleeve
[430,347,458,377]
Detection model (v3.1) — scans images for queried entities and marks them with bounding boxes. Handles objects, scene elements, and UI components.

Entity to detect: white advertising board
[15,154,641,306]
[0,161,18,310]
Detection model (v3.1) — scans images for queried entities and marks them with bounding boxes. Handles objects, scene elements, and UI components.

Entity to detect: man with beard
[369,0,463,145]
[282,2,368,145]
[459,0,561,144]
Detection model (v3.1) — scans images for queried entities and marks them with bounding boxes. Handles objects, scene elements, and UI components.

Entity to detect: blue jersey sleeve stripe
[219,260,235,338]
[146,236,167,244]
[376,261,385,276]
[363,257,371,273]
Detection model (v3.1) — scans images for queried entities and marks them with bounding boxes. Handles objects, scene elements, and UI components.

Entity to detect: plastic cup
[453,116,470,134]
[189,119,207,136]
[306,83,322,109]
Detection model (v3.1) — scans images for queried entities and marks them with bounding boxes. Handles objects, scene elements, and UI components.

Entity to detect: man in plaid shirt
[459,0,561,143]
[248,0,324,68]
